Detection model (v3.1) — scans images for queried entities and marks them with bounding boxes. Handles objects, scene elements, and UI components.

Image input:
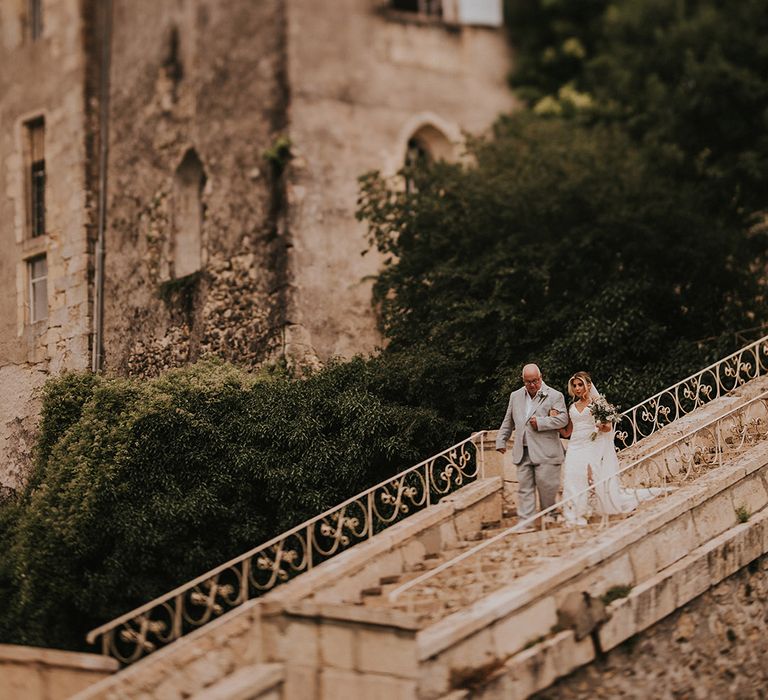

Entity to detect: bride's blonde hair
[567,371,592,400]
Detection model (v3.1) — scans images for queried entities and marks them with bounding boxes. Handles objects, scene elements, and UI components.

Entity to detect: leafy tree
[506,0,768,215]
[358,114,767,424]
[0,360,452,650]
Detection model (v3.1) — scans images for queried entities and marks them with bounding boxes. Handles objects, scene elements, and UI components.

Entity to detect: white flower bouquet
[589,395,621,441]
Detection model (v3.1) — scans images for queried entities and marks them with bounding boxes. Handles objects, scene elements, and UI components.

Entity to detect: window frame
[389,0,443,19]
[28,254,48,324]
[24,116,46,239]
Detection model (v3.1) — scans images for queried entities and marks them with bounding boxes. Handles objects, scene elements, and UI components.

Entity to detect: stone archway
[405,123,455,166]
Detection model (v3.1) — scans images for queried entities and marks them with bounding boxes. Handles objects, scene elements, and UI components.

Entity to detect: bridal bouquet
[589,395,621,441]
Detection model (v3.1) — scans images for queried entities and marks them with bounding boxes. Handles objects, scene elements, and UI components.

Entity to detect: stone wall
[0,0,91,488]
[102,0,517,369]
[0,644,118,700]
[0,0,517,487]
[101,0,288,377]
[533,555,768,700]
[284,0,516,361]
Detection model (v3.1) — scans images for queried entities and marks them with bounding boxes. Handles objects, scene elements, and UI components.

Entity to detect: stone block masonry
[0,0,94,489]
[0,644,118,700]
[1,0,516,489]
[102,0,288,378]
[532,556,768,700]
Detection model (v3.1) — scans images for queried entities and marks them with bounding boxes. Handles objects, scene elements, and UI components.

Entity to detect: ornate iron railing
[87,334,768,663]
[388,392,768,605]
[615,334,768,449]
[86,433,485,663]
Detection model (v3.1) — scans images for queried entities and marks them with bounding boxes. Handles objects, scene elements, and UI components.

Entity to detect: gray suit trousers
[516,446,561,520]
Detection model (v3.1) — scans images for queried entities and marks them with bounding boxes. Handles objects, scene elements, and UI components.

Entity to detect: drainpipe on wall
[91,0,113,373]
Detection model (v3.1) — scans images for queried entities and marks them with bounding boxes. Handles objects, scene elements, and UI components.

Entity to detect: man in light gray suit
[496,363,568,525]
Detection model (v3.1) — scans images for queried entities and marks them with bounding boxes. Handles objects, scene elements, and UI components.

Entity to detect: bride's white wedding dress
[561,402,664,526]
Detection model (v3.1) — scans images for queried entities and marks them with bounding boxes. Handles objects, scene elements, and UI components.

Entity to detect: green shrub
[735,505,751,523]
[1,358,453,650]
[601,584,633,606]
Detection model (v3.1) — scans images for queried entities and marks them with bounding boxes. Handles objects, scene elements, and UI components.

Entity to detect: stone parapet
[190,663,283,700]
[0,644,118,700]
[260,600,421,700]
[70,602,263,700]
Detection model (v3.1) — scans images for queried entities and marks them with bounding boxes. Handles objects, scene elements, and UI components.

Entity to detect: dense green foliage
[0,361,451,650]
[355,0,768,425]
[358,114,766,425]
[505,0,768,215]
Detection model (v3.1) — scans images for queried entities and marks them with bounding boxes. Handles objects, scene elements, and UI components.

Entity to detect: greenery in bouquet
[589,395,621,441]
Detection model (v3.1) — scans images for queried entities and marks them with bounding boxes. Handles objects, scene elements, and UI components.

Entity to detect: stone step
[360,570,431,601]
[404,555,449,573]
[351,406,765,628]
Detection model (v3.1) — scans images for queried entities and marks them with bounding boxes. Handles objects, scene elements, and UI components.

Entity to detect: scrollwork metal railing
[86,334,768,663]
[86,432,485,663]
[614,334,768,449]
[388,392,768,606]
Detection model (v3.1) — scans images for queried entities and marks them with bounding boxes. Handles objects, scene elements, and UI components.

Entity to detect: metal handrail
[614,334,768,449]
[86,333,768,662]
[86,431,486,662]
[388,391,768,602]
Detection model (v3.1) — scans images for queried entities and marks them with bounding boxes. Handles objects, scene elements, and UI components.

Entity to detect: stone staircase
[308,375,768,629]
[70,370,768,699]
[357,518,602,624]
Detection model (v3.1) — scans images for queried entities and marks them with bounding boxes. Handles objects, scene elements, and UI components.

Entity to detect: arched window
[404,124,454,166]
[172,149,206,278]
[404,124,454,191]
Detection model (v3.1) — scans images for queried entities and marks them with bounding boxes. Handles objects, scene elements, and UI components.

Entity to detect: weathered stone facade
[284,0,515,360]
[0,0,514,487]
[534,555,768,700]
[102,0,288,376]
[0,0,94,490]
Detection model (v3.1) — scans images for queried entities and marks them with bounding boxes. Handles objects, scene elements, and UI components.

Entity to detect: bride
[559,371,664,526]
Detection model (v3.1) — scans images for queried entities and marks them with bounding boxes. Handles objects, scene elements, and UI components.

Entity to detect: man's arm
[495,395,515,452]
[532,392,568,431]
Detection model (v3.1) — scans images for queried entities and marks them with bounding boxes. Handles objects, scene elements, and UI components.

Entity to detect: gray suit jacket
[495,383,569,465]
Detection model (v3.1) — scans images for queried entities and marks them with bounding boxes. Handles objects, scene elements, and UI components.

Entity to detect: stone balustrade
[0,644,117,700]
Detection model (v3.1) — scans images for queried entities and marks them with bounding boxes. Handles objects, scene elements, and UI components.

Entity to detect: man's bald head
[522,364,543,397]
[522,364,541,380]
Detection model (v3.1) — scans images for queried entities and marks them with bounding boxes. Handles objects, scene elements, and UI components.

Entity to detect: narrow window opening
[25,117,46,238]
[172,149,206,278]
[391,0,443,17]
[406,137,432,169]
[405,137,431,193]
[404,124,454,191]
[29,255,48,323]
[29,0,43,41]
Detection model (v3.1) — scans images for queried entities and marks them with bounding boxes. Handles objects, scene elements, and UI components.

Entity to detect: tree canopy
[358,113,766,426]
[353,0,768,427]
[506,0,768,216]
